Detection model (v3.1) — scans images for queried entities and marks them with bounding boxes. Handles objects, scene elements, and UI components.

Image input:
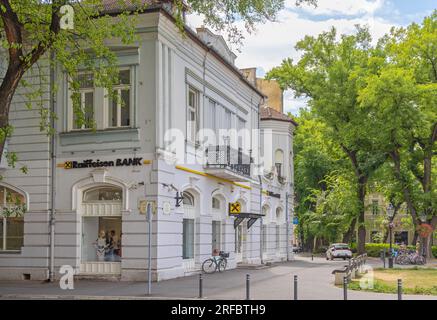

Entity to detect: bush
[349,243,437,258]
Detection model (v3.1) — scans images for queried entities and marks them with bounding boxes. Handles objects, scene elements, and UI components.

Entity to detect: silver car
[326,243,352,260]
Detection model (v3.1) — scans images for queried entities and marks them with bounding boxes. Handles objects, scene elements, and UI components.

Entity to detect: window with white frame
[68,67,134,132]
[72,73,94,130]
[187,87,199,143]
[108,69,131,128]
[212,197,221,210]
[0,186,25,251]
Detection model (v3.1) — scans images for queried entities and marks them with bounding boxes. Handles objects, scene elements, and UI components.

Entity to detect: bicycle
[202,251,229,274]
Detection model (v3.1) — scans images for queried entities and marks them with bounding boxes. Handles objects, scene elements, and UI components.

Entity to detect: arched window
[0,186,26,251]
[275,149,284,177]
[276,207,283,222]
[84,187,122,202]
[183,192,194,206]
[212,197,221,210]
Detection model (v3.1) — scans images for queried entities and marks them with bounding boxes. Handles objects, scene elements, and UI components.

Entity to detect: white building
[0,3,296,281]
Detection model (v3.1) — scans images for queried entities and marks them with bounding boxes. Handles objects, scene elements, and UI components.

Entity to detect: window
[394,231,408,245]
[108,69,131,128]
[275,149,284,177]
[212,197,221,210]
[73,73,94,130]
[276,225,280,250]
[262,224,267,252]
[237,117,246,151]
[68,67,135,132]
[183,219,194,259]
[82,217,122,262]
[187,87,199,143]
[0,186,25,251]
[372,200,379,215]
[275,208,282,250]
[183,192,194,206]
[84,187,122,202]
[212,221,221,252]
[206,99,216,132]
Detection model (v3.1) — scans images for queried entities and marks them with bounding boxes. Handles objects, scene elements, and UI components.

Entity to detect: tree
[359,12,437,257]
[292,109,347,250]
[268,26,386,254]
[0,0,317,170]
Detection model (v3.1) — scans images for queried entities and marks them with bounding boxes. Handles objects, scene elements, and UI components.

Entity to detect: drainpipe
[49,50,57,282]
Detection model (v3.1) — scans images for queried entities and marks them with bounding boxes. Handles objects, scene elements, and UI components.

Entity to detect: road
[0,255,435,300]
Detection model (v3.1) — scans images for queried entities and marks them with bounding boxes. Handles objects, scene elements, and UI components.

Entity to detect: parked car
[292,245,302,253]
[326,243,352,260]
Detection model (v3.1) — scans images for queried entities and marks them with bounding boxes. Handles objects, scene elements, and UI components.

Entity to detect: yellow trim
[175,165,252,190]
[143,160,152,165]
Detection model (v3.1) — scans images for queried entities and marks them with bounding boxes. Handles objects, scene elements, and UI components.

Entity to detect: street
[0,255,435,300]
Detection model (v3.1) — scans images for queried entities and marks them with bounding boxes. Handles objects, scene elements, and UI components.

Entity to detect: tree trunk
[0,63,26,162]
[389,150,421,227]
[357,177,367,255]
[343,217,357,243]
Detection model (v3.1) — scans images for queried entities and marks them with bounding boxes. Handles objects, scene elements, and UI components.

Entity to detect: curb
[0,294,199,300]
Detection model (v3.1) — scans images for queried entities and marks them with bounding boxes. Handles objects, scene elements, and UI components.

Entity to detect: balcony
[204,146,252,182]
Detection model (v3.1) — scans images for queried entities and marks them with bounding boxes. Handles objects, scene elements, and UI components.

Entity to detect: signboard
[61,157,146,169]
[293,217,299,225]
[229,202,241,215]
[139,200,156,215]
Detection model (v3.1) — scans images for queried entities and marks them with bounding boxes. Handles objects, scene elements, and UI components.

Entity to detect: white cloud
[186,0,397,116]
[289,0,386,17]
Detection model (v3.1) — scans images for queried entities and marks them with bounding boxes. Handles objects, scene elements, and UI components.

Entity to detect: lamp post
[387,203,395,268]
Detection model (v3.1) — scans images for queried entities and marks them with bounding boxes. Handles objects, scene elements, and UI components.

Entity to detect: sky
[186,0,436,116]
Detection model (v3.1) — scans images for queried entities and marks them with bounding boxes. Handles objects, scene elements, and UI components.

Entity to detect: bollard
[246,274,250,300]
[293,275,298,300]
[311,253,314,261]
[397,279,402,300]
[343,276,348,300]
[198,274,203,298]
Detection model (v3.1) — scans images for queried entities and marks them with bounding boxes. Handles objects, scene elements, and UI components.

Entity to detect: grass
[347,268,437,296]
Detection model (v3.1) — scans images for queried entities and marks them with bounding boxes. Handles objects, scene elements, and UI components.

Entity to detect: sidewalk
[0,256,435,300]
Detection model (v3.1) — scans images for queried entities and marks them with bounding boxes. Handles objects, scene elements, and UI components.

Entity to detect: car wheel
[343,257,346,260]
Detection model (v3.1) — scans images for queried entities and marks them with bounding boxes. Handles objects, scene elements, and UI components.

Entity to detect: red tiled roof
[260,107,298,126]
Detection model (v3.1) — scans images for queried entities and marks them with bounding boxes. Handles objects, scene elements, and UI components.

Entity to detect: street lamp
[387,203,395,268]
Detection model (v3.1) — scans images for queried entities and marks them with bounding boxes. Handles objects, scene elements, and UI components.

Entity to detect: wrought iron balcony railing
[205,145,252,178]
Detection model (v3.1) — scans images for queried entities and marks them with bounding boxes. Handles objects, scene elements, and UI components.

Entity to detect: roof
[99,1,266,100]
[100,0,172,14]
[260,107,298,126]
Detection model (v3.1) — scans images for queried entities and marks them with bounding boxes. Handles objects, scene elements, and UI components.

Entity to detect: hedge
[350,243,437,258]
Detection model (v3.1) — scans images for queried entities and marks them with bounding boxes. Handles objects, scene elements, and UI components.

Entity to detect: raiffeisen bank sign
[61,158,146,169]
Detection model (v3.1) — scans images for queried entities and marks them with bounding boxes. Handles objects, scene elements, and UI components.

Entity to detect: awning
[232,213,264,230]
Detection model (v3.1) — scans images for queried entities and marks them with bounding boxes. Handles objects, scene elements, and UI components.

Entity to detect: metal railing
[205,145,252,178]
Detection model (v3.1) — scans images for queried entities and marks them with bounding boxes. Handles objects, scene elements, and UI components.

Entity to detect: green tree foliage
[359,12,437,257]
[268,26,387,254]
[0,0,317,170]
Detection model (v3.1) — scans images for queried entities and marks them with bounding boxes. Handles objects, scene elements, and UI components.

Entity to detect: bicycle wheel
[202,259,217,274]
[218,258,227,272]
